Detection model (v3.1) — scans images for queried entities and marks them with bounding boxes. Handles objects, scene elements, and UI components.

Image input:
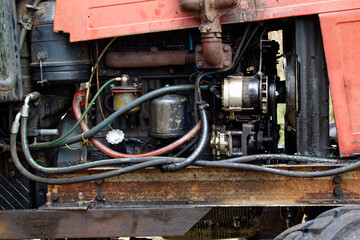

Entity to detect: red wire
[72,93,201,158]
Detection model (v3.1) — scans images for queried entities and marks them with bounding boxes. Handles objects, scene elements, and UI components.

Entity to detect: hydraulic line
[194,160,360,178]
[73,94,201,158]
[161,72,209,172]
[28,77,119,149]
[35,84,208,149]
[12,111,187,183]
[12,107,358,182]
[20,115,184,174]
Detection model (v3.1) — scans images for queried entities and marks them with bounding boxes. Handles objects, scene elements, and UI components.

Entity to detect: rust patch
[49,166,360,207]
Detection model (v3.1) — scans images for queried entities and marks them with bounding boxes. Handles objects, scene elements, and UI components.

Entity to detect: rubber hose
[73,94,201,158]
[31,84,207,149]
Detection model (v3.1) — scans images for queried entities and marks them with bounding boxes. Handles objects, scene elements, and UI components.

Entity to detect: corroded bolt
[46,192,52,207]
[96,193,105,202]
[333,175,342,184]
[223,45,230,52]
[95,179,104,185]
[333,186,343,196]
[8,170,15,178]
[51,193,59,202]
[77,192,84,206]
[224,60,231,67]
[197,61,204,68]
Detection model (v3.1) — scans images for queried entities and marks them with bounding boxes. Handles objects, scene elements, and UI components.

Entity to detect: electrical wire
[85,37,117,124]
[28,78,118,149]
[95,41,112,130]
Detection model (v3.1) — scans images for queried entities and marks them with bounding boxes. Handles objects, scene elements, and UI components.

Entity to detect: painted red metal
[54,0,360,42]
[320,9,360,157]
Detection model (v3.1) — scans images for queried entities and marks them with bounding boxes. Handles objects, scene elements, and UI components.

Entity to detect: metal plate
[0,207,210,239]
[48,166,360,207]
[53,0,360,42]
[320,9,360,156]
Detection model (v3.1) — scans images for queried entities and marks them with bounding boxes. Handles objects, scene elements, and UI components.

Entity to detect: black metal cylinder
[30,1,91,84]
[149,94,189,138]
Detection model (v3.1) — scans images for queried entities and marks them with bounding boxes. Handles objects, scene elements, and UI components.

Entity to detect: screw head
[95,179,104,185]
[8,170,15,178]
[51,193,59,202]
[333,186,343,196]
[197,45,203,52]
[197,61,204,68]
[333,175,342,184]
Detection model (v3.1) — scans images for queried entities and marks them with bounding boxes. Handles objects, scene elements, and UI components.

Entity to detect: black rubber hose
[11,131,183,184]
[21,116,184,174]
[194,160,360,178]
[161,72,209,172]
[217,154,338,163]
[30,84,207,149]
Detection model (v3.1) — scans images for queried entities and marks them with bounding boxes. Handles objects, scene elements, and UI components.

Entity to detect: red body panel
[54,0,360,42]
[320,9,360,157]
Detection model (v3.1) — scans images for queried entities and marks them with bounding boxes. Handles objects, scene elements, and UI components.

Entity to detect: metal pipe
[105,49,195,68]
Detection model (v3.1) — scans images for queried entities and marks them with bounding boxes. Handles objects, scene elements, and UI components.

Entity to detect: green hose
[30,84,208,149]
[29,77,118,149]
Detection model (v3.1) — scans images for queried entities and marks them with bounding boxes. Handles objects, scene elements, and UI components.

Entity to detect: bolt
[217,112,224,120]
[224,60,231,67]
[8,170,15,178]
[77,192,84,206]
[24,15,30,21]
[150,46,159,53]
[197,45,203,52]
[51,193,59,202]
[114,70,121,75]
[95,179,104,185]
[223,45,230,52]
[101,70,107,76]
[95,193,105,202]
[197,61,204,68]
[333,175,342,184]
[333,186,343,196]
[169,68,175,74]
[46,193,52,207]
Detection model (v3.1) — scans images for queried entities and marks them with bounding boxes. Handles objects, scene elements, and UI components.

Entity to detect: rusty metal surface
[179,0,238,68]
[53,0,360,42]
[320,9,360,157]
[0,207,210,239]
[105,49,195,68]
[48,165,360,207]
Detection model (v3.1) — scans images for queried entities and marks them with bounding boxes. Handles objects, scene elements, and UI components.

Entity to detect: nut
[333,186,343,196]
[223,45,230,52]
[224,60,231,67]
